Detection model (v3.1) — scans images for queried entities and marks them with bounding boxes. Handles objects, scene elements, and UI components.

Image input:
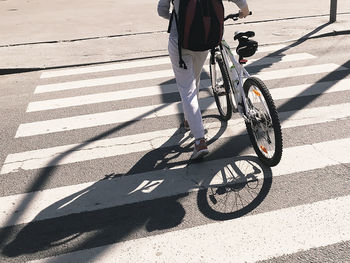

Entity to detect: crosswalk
[1,44,350,262]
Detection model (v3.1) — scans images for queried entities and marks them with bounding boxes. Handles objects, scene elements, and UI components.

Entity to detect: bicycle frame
[208,12,283,167]
[223,40,251,119]
[210,39,269,122]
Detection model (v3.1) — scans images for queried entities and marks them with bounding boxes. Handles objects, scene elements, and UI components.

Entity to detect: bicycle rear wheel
[244,77,283,167]
[210,54,233,121]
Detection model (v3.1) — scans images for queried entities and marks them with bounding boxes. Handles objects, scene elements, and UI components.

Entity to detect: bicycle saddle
[234,31,255,41]
[234,31,258,58]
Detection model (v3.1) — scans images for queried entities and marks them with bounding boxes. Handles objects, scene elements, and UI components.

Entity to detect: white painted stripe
[34,63,347,94]
[27,80,211,112]
[4,102,350,174]
[39,44,288,79]
[257,63,347,80]
[35,69,175,94]
[28,83,180,112]
[27,76,350,113]
[17,77,350,137]
[246,53,316,66]
[6,119,239,174]
[40,57,172,79]
[270,78,350,100]
[28,195,350,263]
[1,136,350,228]
[28,54,319,112]
[16,97,216,138]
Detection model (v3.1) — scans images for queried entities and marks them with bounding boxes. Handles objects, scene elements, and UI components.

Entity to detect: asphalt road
[0,34,350,262]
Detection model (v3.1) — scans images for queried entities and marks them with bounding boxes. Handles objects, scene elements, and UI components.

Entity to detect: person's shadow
[2,78,271,262]
[0,111,224,256]
[2,126,192,259]
[2,123,272,263]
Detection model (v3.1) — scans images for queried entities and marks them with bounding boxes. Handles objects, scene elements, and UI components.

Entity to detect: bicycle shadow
[4,23,346,259]
[2,20,323,259]
[0,103,274,263]
[196,156,272,221]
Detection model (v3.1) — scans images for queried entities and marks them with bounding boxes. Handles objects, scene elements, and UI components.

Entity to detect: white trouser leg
[193,48,209,94]
[168,38,208,139]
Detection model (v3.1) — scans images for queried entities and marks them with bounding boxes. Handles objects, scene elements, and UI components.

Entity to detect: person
[157,0,250,160]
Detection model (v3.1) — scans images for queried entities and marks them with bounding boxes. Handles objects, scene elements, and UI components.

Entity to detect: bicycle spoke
[244,77,283,166]
[248,85,276,158]
[209,53,233,121]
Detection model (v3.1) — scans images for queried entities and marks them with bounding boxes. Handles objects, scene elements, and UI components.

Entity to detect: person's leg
[190,50,210,159]
[168,38,205,140]
[193,50,209,94]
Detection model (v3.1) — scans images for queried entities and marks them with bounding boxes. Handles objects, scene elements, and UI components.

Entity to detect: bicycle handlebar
[224,11,252,21]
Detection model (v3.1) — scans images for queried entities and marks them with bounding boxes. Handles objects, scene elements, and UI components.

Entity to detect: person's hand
[239,6,250,18]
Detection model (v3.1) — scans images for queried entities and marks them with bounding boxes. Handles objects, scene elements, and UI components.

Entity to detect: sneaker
[191,138,209,160]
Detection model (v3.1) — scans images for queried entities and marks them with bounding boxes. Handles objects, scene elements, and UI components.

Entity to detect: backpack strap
[167,10,174,33]
[167,0,175,33]
[167,0,187,69]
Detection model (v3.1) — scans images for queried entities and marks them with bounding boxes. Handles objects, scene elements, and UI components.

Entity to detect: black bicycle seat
[234,31,255,41]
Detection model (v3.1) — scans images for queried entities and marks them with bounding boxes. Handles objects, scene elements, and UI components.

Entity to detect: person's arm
[157,0,171,20]
[229,0,250,18]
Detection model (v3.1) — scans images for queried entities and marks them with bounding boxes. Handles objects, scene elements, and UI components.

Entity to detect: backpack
[168,0,224,69]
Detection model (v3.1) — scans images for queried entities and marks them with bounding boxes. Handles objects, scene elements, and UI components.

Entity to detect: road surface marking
[41,57,171,79]
[40,44,289,79]
[35,69,175,94]
[16,97,215,138]
[28,195,350,263]
[28,82,183,112]
[246,52,316,66]
[1,136,350,227]
[27,77,350,112]
[34,63,347,94]
[4,102,350,173]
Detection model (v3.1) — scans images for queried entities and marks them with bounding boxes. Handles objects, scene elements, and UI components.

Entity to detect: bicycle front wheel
[244,77,283,167]
[210,54,233,121]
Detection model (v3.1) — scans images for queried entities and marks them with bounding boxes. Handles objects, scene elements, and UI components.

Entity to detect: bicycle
[209,12,283,167]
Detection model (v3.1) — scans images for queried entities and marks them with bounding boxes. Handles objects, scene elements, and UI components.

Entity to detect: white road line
[28,195,350,263]
[27,77,350,112]
[270,78,350,100]
[246,52,316,66]
[16,97,215,138]
[27,80,211,112]
[28,83,181,112]
[257,63,347,80]
[17,78,350,137]
[4,102,350,174]
[1,137,350,228]
[35,69,175,94]
[6,119,239,174]
[39,44,288,79]
[27,84,180,112]
[34,63,347,94]
[40,57,172,79]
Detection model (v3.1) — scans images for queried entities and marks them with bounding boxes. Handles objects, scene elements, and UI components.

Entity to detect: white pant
[168,37,208,139]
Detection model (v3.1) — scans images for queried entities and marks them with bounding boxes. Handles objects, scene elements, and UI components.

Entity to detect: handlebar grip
[224,11,252,21]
